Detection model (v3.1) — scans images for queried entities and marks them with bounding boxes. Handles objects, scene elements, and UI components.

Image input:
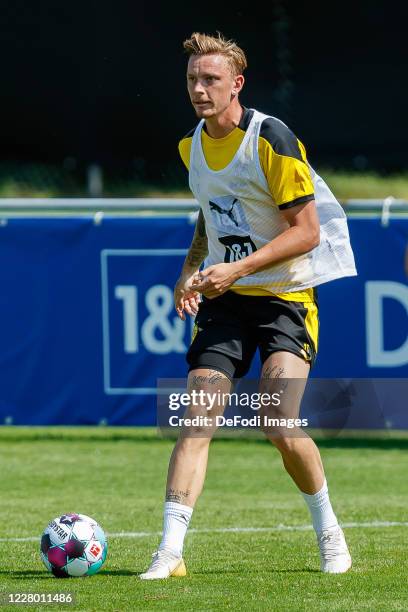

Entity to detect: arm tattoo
[166,488,190,503]
[196,209,206,237]
[185,209,208,269]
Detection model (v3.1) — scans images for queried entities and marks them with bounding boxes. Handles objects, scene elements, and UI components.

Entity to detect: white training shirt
[188,108,357,292]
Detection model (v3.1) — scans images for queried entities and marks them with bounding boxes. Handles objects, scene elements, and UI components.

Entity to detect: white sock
[301,479,338,533]
[159,502,193,556]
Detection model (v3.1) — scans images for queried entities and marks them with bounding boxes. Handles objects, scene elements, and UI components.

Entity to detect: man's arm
[181,209,208,276]
[174,209,208,318]
[191,200,319,298]
[235,199,319,276]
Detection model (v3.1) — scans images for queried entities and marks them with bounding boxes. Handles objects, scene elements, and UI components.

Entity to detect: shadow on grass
[1,567,322,581]
[0,425,159,443]
[221,435,408,450]
[0,570,57,579]
[269,568,320,574]
[197,567,320,576]
[98,569,140,576]
[193,435,408,450]
[314,437,408,450]
[1,427,408,449]
[0,569,140,578]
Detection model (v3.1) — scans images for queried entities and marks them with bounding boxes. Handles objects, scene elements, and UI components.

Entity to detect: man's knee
[266,432,299,454]
[176,433,212,451]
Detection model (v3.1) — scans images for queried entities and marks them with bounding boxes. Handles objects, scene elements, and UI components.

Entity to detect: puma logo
[209,198,239,227]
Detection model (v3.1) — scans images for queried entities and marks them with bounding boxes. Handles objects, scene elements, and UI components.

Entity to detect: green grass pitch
[0,427,407,611]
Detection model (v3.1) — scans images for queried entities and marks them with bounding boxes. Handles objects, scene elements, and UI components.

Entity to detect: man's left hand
[189,262,242,299]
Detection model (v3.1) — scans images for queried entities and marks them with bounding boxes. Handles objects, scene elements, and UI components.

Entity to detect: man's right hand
[174,273,201,320]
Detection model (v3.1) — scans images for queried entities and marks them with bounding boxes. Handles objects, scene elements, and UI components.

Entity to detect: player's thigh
[258,351,309,439]
[187,292,257,379]
[256,295,319,374]
[178,366,232,439]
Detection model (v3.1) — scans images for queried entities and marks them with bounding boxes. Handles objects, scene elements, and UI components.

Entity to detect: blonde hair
[183,32,247,76]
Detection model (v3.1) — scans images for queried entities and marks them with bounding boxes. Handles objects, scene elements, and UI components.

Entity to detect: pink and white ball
[40,513,108,577]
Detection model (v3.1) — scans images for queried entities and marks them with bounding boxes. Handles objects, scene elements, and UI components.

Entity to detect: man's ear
[232,74,245,96]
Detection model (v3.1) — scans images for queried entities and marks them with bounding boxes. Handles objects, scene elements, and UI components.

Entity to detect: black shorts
[186,290,319,380]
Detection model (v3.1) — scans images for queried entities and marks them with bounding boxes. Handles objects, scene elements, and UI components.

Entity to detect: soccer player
[140,32,357,579]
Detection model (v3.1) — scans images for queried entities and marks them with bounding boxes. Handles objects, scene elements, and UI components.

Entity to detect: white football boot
[317,525,352,573]
[139,548,186,580]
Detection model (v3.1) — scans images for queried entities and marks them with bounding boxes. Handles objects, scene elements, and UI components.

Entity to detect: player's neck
[204,101,243,139]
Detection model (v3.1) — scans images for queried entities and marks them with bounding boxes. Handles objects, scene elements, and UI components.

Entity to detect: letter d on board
[365,281,408,367]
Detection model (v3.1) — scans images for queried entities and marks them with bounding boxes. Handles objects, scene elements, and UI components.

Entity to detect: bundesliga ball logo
[40,513,108,577]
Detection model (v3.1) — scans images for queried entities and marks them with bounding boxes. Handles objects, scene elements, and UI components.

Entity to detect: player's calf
[264,432,352,573]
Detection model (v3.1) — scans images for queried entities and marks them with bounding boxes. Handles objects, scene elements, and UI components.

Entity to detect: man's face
[187,54,241,119]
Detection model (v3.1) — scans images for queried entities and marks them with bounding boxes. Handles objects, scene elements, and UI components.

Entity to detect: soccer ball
[40,513,108,577]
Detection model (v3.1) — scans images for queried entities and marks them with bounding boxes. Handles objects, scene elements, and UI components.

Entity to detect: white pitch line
[1,521,408,543]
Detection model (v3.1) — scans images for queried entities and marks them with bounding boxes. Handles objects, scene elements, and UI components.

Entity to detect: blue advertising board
[0,214,407,425]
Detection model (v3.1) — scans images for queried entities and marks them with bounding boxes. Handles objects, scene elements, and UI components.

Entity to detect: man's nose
[192,80,205,95]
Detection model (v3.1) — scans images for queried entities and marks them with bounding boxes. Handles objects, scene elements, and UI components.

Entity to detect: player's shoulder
[238,107,255,131]
[178,126,195,153]
[259,115,304,162]
[178,126,196,170]
[179,125,196,144]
